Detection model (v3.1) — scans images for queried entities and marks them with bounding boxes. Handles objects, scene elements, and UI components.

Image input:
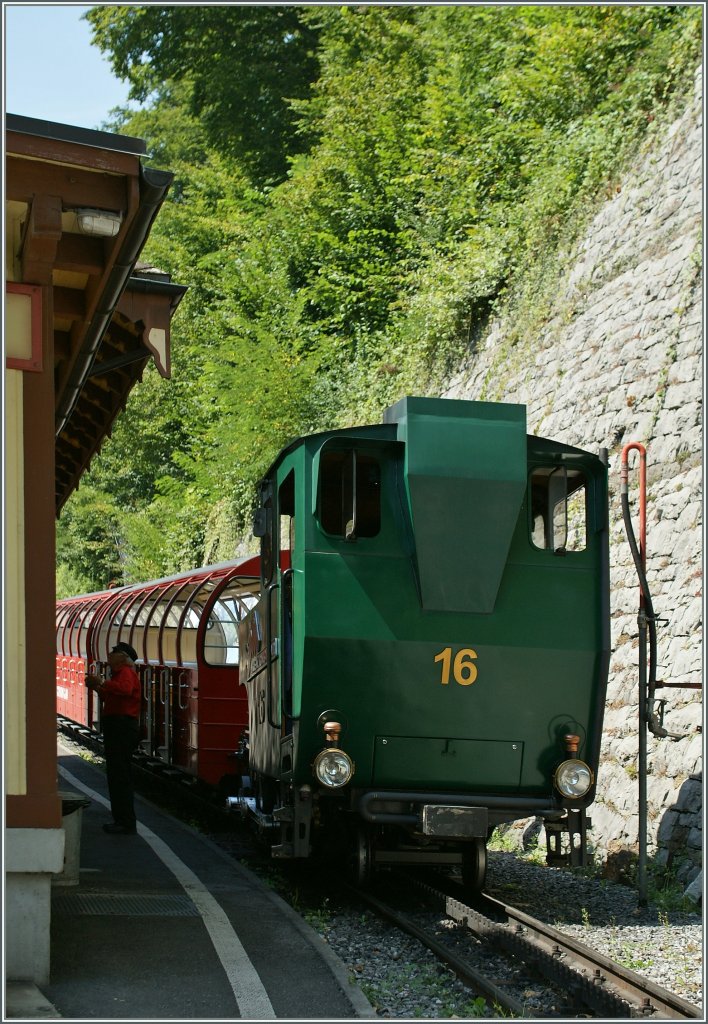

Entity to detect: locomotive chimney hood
[384,396,527,614]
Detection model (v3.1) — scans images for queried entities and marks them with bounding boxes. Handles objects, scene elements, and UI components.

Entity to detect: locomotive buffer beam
[420,805,488,838]
[359,791,557,832]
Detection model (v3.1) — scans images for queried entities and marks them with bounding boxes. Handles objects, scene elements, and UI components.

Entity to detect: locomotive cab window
[530,467,587,553]
[279,469,295,554]
[318,449,381,539]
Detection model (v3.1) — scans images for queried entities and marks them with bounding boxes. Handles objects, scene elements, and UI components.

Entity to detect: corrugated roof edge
[5,112,147,157]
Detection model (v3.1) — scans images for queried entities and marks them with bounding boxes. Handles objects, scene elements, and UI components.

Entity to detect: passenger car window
[202,587,258,666]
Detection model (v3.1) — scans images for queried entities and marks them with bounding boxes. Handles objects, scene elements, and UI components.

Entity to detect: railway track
[347,883,536,1017]
[58,719,701,1019]
[356,872,702,1019]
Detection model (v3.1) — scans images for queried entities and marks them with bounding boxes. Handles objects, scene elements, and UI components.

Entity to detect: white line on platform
[58,763,276,1019]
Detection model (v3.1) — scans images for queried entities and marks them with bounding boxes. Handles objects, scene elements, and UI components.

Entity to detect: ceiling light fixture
[75,208,123,238]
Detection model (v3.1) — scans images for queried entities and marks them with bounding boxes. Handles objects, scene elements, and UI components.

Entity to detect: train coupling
[225,793,255,819]
[225,787,280,834]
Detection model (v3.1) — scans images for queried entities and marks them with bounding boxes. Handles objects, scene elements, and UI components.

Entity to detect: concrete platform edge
[241,870,376,1019]
[174,823,377,1020]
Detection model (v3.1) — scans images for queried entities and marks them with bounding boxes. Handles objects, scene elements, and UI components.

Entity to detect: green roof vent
[384,396,527,613]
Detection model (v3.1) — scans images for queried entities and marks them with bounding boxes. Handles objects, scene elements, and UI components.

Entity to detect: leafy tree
[57,4,701,592]
[86,5,320,185]
[56,485,125,592]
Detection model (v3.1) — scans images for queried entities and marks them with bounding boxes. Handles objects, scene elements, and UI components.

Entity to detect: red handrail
[620,442,647,603]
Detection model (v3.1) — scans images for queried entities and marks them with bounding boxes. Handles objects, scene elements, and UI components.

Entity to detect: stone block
[675,779,703,814]
[657,809,679,843]
[683,870,702,904]
[687,827,702,849]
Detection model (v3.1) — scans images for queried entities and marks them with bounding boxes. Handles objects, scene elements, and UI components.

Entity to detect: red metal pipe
[621,441,647,597]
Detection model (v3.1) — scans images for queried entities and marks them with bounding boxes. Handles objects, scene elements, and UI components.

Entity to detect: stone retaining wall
[444,66,703,891]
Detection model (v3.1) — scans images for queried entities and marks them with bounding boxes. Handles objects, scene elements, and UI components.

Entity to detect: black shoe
[102,823,137,835]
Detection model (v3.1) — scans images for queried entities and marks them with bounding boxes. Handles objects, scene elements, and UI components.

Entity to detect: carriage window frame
[76,598,103,659]
[178,580,220,666]
[202,586,258,667]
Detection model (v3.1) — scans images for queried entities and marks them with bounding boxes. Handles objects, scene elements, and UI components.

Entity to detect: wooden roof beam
[55,233,106,276]
[53,174,140,403]
[116,284,180,378]
[81,379,115,413]
[6,124,143,175]
[54,330,72,363]
[67,405,104,434]
[53,287,86,321]
[6,154,129,210]
[62,425,94,452]
[20,194,62,284]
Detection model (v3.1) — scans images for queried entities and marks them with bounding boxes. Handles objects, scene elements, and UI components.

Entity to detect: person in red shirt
[86,642,141,834]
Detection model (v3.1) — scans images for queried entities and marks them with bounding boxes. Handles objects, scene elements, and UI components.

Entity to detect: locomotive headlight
[313,748,354,788]
[554,759,594,799]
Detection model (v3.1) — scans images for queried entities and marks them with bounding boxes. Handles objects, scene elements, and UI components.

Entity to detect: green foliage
[86,6,320,185]
[647,862,698,914]
[58,4,702,592]
[56,485,124,592]
[56,560,94,603]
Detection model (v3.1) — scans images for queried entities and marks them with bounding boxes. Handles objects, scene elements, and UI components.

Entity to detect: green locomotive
[238,396,610,888]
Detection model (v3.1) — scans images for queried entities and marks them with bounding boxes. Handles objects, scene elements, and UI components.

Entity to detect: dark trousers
[102,716,139,827]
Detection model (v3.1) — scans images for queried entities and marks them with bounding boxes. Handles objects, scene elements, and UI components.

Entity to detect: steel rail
[411,873,701,1019]
[476,891,701,1020]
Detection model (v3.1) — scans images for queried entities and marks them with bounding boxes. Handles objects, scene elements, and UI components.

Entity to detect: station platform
[6,741,374,1020]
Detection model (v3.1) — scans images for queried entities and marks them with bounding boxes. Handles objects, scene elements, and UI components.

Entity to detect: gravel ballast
[304,852,703,1018]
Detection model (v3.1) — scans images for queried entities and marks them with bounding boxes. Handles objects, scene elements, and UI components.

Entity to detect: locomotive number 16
[434,647,478,686]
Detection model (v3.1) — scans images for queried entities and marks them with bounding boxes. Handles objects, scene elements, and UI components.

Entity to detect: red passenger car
[56,556,264,793]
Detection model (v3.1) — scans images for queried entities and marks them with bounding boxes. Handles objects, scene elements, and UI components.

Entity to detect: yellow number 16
[434,647,478,686]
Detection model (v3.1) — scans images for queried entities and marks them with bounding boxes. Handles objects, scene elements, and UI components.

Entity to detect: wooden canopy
[5,114,186,511]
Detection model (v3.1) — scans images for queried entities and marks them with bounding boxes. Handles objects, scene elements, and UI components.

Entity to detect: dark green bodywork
[238,396,609,841]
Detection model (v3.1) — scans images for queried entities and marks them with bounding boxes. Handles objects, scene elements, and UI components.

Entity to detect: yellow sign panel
[5,283,42,371]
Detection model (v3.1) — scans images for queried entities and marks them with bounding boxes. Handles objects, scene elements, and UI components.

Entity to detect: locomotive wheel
[236,776,253,820]
[254,774,278,815]
[351,826,374,886]
[461,838,487,892]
